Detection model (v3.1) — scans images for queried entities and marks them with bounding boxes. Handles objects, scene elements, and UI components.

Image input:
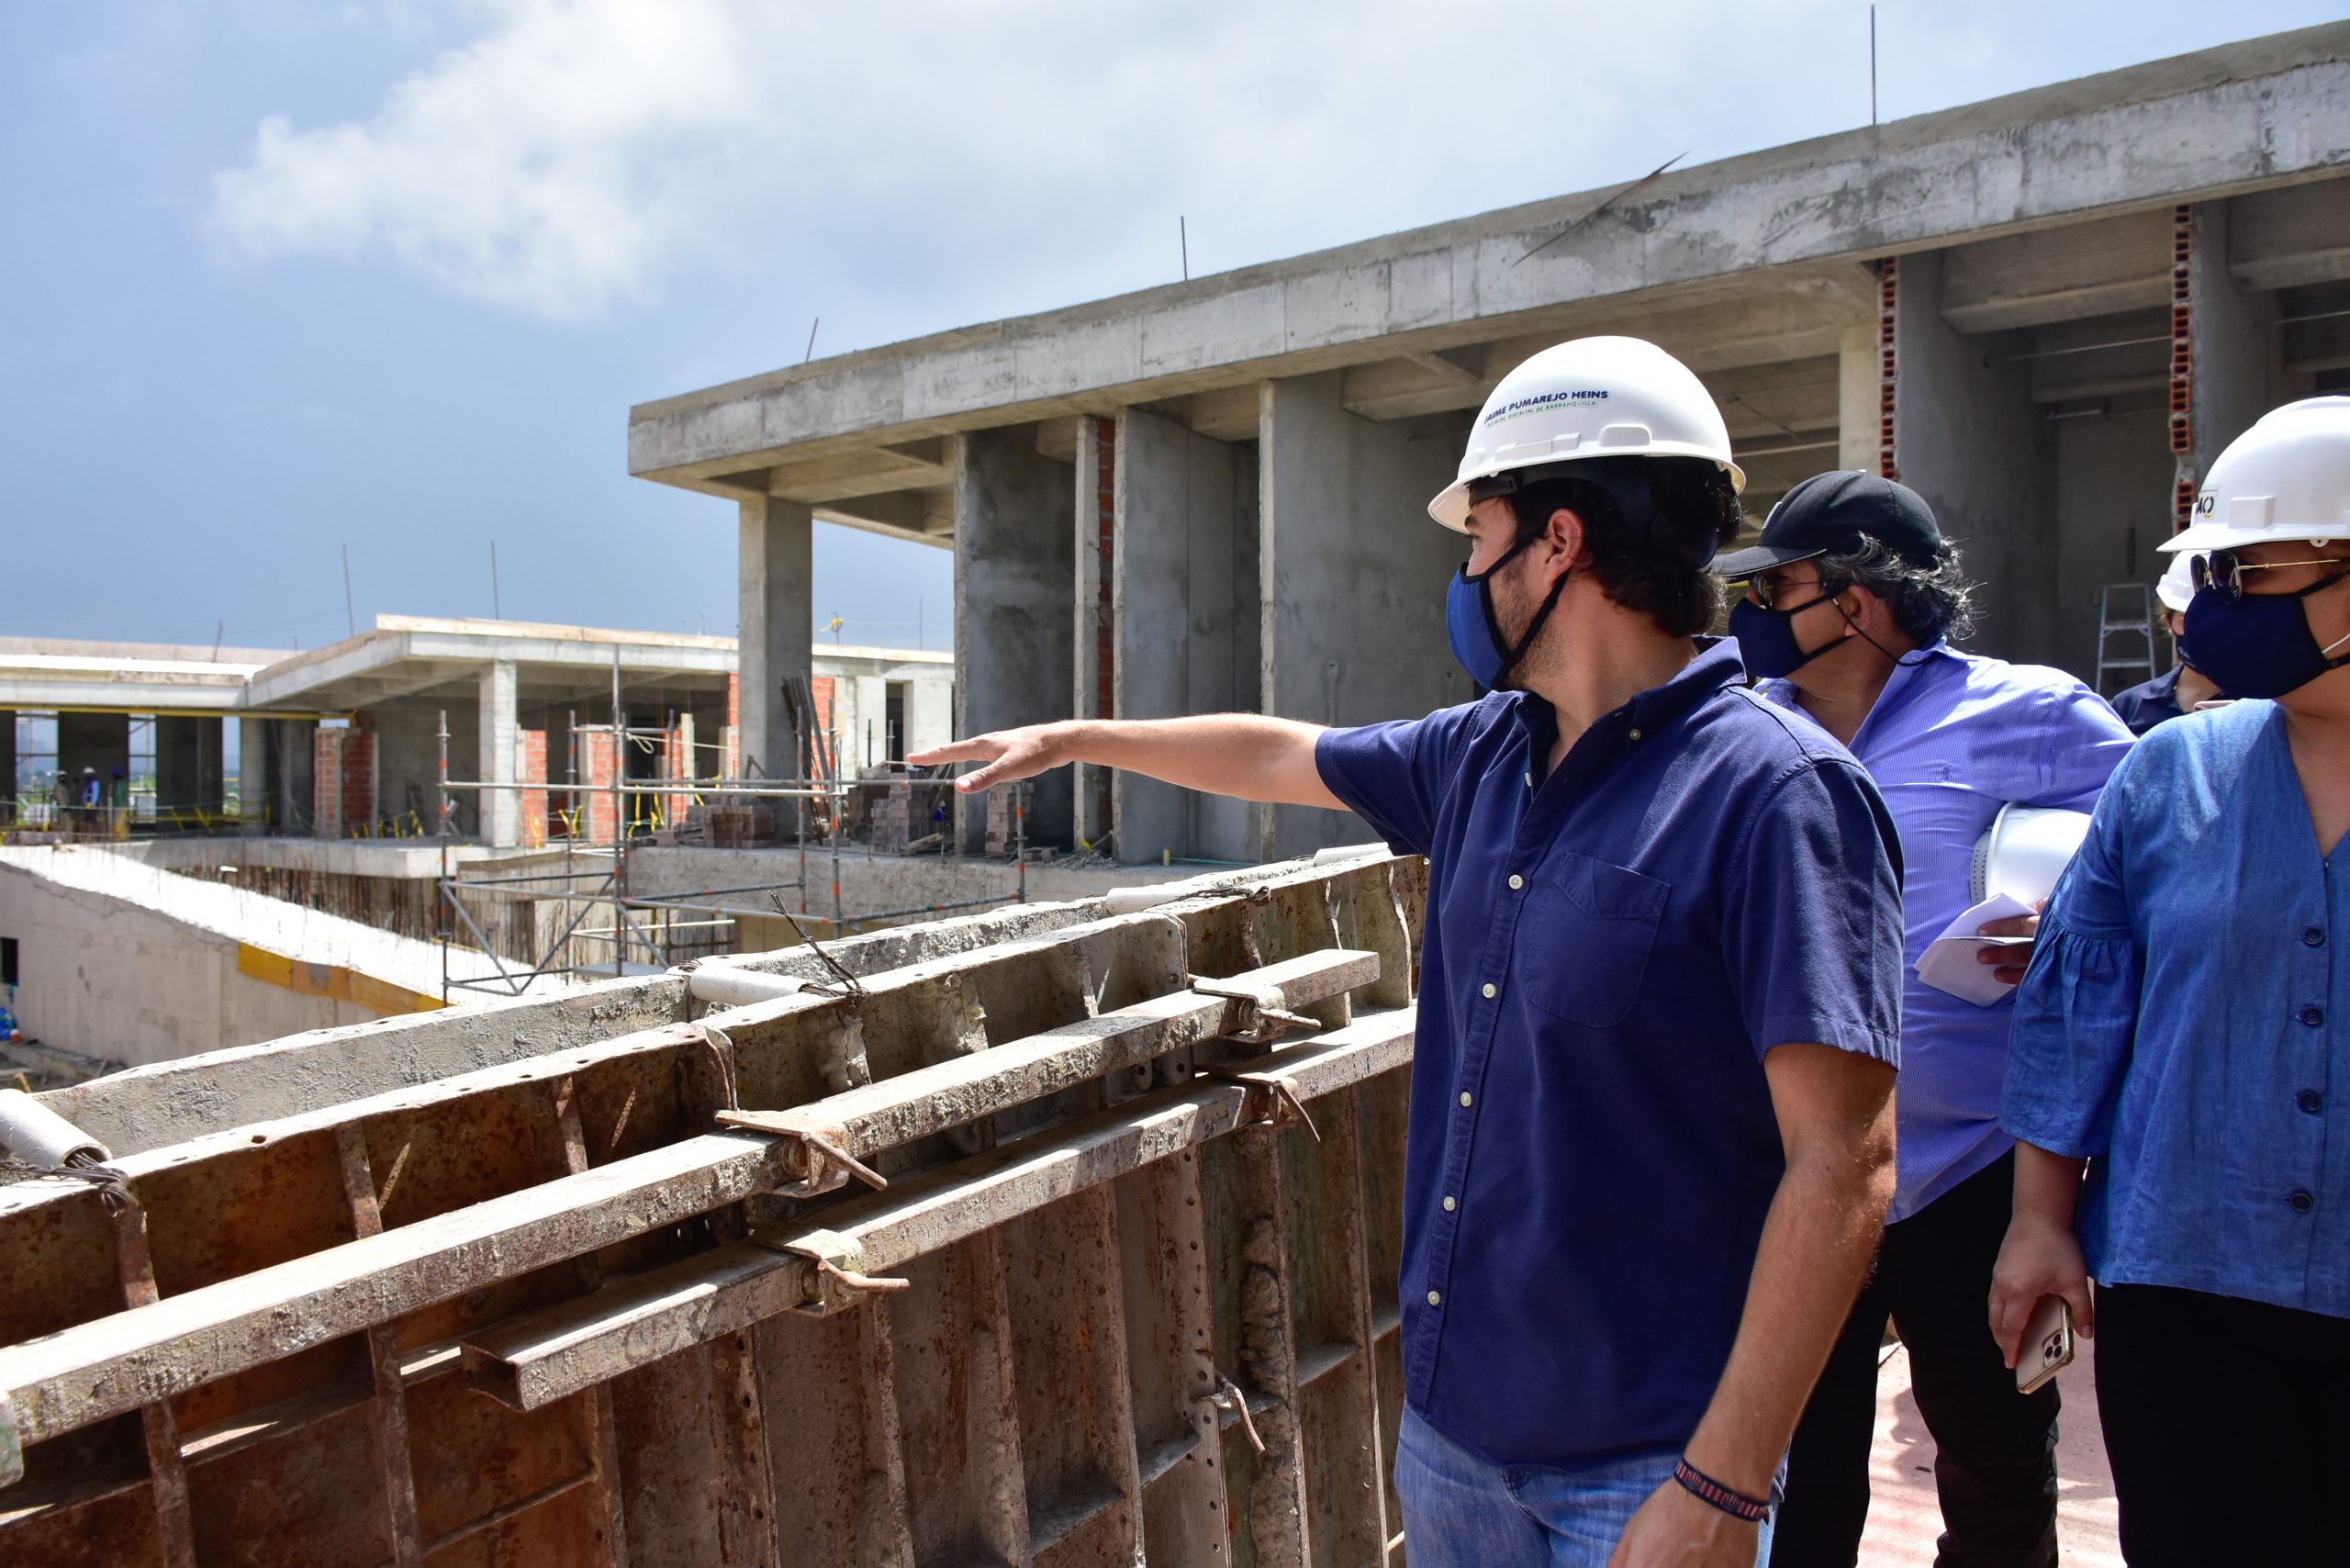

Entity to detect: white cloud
[207,0,1853,325]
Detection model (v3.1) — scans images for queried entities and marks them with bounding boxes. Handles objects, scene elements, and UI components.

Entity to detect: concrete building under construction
[632,24,2350,866]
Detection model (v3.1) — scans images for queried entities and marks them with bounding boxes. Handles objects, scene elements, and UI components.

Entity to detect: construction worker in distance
[2107,549,2227,734]
[1994,397,2350,1566]
[1711,472,2134,1566]
[915,336,1906,1568]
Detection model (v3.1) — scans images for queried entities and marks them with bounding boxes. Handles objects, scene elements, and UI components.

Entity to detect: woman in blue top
[1992,397,2350,1567]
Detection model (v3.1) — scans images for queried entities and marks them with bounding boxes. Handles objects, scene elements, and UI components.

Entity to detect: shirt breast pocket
[1519,852,1669,1028]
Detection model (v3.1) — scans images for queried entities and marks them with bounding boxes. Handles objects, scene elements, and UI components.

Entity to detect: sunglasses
[2188,549,2350,604]
[1747,572,1847,611]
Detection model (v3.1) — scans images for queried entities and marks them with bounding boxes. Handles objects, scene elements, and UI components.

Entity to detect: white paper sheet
[1914,891,2038,1007]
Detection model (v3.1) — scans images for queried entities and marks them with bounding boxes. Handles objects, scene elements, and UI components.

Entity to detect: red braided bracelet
[1673,1457,1772,1524]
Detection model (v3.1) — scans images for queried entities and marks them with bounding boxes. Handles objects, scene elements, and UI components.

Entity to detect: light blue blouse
[2002,699,2347,1317]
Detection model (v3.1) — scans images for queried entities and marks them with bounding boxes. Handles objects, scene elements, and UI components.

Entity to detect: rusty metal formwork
[0,853,1426,1567]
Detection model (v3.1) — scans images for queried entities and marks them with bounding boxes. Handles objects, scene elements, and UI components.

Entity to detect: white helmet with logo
[1427,335,1744,532]
[2154,549,2196,613]
[2160,396,2350,554]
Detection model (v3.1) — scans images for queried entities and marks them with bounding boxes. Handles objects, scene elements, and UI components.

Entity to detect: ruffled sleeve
[1999,799,2143,1159]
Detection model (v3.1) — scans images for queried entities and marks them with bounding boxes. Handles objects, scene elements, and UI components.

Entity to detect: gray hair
[1818,536,1977,647]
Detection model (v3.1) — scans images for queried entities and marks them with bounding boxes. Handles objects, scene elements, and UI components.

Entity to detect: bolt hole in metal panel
[0,855,1426,1566]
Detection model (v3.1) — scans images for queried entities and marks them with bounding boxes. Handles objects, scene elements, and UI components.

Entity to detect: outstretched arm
[910,715,1344,810]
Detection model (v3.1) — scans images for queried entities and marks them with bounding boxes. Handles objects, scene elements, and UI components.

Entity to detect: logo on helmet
[1482,387,1610,427]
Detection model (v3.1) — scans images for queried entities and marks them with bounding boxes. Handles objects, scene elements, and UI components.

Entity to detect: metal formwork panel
[0,855,1427,1567]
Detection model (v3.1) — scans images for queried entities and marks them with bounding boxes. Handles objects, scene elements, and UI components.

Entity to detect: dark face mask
[1447,531,1568,690]
[1728,592,1843,679]
[2181,567,2350,700]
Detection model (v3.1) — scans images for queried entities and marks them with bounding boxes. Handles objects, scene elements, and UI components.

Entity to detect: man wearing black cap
[1713,473,2135,1568]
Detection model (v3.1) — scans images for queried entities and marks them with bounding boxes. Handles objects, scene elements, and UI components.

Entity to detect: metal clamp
[1195,1067,1322,1145]
[1189,975,1324,1046]
[717,1111,889,1198]
[766,1229,911,1316]
[1200,1374,1267,1456]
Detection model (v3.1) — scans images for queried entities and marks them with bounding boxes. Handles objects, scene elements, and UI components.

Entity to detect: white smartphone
[2015,1296,2074,1394]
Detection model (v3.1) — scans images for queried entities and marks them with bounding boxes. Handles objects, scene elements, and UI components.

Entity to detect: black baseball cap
[1709,470,1945,579]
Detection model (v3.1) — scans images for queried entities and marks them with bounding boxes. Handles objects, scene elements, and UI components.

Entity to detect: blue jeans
[1394,1407,1774,1568]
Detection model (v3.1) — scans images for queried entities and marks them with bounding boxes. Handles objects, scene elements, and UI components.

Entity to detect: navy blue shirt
[2107,667,2187,735]
[1315,639,1905,1467]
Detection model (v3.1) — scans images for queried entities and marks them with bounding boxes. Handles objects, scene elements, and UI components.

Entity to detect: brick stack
[867,777,915,853]
[312,724,376,839]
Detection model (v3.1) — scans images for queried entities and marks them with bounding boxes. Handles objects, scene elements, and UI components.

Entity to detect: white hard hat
[2160,396,2350,554]
[1427,336,1745,532]
[2154,550,2196,613]
[1970,805,2094,908]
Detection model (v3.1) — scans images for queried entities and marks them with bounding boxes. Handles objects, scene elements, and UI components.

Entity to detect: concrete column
[2189,199,2280,487]
[953,425,1075,851]
[1891,250,2060,666]
[1113,407,1259,864]
[737,498,813,780]
[477,659,519,847]
[274,719,317,836]
[1839,325,1883,476]
[0,711,14,824]
[904,670,955,758]
[1259,373,1471,860]
[239,717,268,834]
[1071,416,1113,851]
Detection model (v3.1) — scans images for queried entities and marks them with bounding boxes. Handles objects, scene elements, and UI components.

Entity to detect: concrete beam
[1938,208,2171,332]
[2230,181,2350,291]
[1112,408,1258,864]
[738,498,814,783]
[633,29,2350,482]
[1892,252,2060,666]
[953,426,1074,850]
[477,661,519,847]
[1259,373,1472,859]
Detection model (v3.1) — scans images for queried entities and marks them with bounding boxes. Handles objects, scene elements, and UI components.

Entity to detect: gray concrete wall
[1894,252,2061,666]
[373,705,476,836]
[272,718,319,834]
[739,497,814,780]
[2192,197,2286,484]
[2055,402,2175,684]
[954,425,1075,849]
[1113,408,1259,864]
[154,716,224,819]
[0,857,378,1068]
[1259,373,1471,857]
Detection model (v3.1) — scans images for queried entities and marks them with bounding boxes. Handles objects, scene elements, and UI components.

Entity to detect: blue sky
[3,1,2339,653]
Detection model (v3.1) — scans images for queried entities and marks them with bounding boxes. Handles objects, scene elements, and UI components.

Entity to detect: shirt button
[2289,1190,2315,1215]
[1427,1289,1442,1305]
[1628,727,1642,741]
[1508,874,1524,891]
[2305,927,2327,947]
[1482,982,1497,1000]
[1443,1195,1457,1212]
[2300,1006,2326,1028]
[2298,1091,2323,1114]
[1459,1091,1473,1108]
[1524,771,1533,788]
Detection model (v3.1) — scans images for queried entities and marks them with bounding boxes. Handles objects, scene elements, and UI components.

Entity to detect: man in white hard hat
[1995,396,2350,1564]
[2107,551,2226,734]
[915,336,1905,1567]
[1708,473,2135,1566]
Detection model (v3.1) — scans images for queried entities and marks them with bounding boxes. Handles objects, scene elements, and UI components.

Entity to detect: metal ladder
[2095,582,2157,696]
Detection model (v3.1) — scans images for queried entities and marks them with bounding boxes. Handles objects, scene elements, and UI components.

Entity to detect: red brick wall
[519,729,548,847]
[811,675,836,779]
[313,727,376,839]
[576,730,620,846]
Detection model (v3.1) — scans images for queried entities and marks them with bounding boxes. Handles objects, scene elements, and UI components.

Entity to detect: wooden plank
[0,1131,797,1447]
[452,1014,1413,1417]
[716,949,1378,1159]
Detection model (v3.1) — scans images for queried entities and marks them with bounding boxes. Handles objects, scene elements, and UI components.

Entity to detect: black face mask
[1729,594,1841,679]
[2181,567,2350,700]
